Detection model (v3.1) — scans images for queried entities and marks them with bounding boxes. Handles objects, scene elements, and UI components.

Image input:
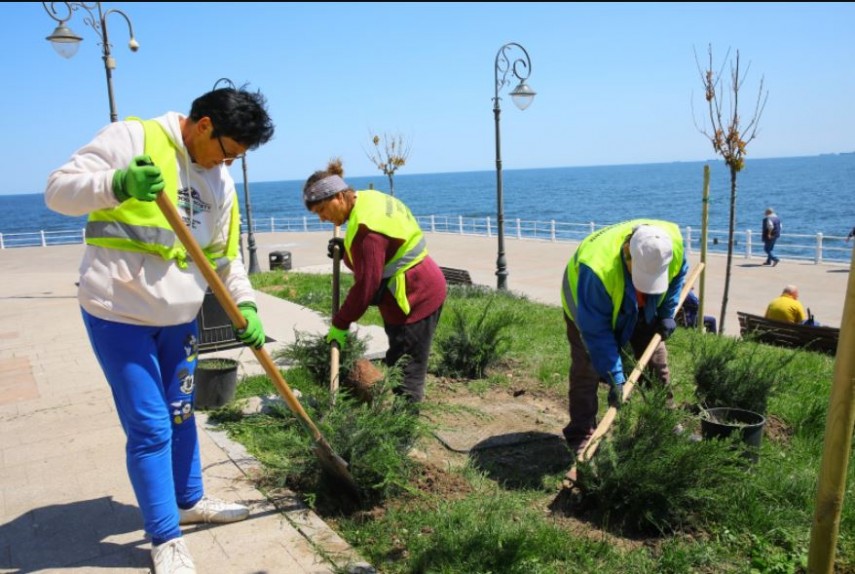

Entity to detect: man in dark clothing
[762,208,782,266]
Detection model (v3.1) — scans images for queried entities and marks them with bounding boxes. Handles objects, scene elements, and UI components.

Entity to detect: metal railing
[3,216,852,265]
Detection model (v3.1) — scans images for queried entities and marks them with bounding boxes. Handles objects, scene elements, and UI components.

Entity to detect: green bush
[692,335,795,414]
[434,297,519,379]
[575,386,747,536]
[273,329,368,388]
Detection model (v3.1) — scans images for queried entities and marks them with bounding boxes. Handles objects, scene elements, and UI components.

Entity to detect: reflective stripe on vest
[85,118,239,270]
[344,190,427,315]
[561,219,684,328]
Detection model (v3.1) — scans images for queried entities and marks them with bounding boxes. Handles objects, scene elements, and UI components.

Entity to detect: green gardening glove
[326,325,348,349]
[235,302,266,349]
[112,155,165,202]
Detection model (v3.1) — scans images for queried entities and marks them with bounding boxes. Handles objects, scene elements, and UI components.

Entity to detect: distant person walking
[761,208,782,266]
[765,285,808,324]
[845,227,855,242]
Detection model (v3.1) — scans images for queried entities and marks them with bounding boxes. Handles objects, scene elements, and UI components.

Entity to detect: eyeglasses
[216,134,246,162]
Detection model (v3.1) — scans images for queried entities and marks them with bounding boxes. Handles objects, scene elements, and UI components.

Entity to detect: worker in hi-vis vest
[303,158,447,406]
[45,86,275,574]
[560,220,687,456]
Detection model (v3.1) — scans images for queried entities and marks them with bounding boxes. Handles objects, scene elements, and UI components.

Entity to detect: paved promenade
[0,231,850,573]
[256,231,851,334]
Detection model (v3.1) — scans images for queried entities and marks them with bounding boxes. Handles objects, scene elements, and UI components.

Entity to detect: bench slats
[737,312,839,355]
[440,266,474,286]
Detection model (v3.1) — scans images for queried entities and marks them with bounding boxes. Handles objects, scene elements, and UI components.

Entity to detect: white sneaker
[179,496,249,524]
[151,538,196,574]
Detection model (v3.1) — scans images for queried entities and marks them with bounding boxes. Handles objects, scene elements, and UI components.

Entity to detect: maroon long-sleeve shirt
[333,225,447,328]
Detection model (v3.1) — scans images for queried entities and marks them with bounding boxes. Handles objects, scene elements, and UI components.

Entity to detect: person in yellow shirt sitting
[765,285,808,324]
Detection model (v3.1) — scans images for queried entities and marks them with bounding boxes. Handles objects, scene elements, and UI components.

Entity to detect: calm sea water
[5,154,854,240]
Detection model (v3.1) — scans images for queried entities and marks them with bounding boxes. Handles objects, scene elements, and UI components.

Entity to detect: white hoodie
[45,112,255,326]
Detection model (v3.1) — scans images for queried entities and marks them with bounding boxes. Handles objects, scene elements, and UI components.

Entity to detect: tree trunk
[388,174,395,197]
[719,168,738,334]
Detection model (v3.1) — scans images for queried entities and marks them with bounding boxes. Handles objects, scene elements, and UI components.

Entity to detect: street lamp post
[42,2,139,123]
[493,42,535,291]
[213,78,261,274]
[239,153,261,274]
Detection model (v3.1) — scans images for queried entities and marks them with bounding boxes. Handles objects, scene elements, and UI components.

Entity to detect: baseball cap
[629,225,673,295]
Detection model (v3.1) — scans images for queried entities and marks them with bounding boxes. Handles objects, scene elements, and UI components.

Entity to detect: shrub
[273,329,368,387]
[575,386,747,535]
[692,335,795,414]
[434,297,519,379]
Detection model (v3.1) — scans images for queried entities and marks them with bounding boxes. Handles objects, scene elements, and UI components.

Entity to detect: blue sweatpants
[81,309,203,545]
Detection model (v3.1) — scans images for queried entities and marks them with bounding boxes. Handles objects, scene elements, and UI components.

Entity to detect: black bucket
[700,407,766,463]
[195,358,239,409]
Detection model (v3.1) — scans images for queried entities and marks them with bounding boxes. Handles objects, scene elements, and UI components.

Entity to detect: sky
[2,2,853,195]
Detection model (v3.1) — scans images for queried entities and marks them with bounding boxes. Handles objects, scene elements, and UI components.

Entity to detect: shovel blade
[312,437,360,500]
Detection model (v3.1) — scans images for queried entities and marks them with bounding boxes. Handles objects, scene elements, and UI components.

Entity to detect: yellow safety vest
[561,219,684,327]
[85,118,239,269]
[344,190,427,315]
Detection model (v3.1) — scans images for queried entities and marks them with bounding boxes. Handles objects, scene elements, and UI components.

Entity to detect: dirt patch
[763,414,792,444]
[344,358,384,403]
[416,380,572,490]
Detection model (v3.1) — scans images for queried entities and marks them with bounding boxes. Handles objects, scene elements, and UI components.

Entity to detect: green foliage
[216,343,420,506]
[691,334,795,414]
[272,329,368,389]
[250,271,383,326]
[220,276,855,573]
[575,386,747,536]
[434,296,520,379]
[196,358,238,371]
[405,496,604,573]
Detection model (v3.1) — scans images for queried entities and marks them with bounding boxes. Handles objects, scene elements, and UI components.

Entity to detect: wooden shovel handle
[155,193,324,441]
[330,225,342,395]
[576,262,705,464]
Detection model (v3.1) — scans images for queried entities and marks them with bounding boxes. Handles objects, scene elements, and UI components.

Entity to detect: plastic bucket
[700,407,766,463]
[195,358,239,409]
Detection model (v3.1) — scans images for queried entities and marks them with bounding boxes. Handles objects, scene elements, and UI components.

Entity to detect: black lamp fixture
[493,42,536,290]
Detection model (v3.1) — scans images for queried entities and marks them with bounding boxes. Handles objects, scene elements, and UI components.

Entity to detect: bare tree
[365,131,412,197]
[694,45,768,335]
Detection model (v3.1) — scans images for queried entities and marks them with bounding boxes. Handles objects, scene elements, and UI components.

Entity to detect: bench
[736,311,840,355]
[440,266,474,286]
[197,289,275,354]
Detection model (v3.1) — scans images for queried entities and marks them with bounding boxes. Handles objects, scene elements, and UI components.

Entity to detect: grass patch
[208,271,855,573]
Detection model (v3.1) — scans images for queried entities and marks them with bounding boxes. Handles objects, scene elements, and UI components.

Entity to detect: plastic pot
[195,358,239,409]
[700,406,766,463]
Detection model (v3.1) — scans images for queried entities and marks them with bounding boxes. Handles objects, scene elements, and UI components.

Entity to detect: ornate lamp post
[213,78,261,274]
[493,42,535,290]
[42,2,139,123]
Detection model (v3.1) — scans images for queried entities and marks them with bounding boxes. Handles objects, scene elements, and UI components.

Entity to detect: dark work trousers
[563,315,671,446]
[763,238,780,264]
[384,305,443,403]
[628,318,671,394]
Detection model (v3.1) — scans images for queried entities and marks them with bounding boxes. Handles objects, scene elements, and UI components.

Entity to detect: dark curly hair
[189,85,274,150]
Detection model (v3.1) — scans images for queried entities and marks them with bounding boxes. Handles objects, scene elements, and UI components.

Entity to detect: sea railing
[2,215,852,265]
[0,228,86,249]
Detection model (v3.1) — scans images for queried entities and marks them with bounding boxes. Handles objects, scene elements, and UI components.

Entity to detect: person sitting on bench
[765,285,808,324]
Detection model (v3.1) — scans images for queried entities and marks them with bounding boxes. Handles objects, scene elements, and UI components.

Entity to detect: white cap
[629,225,673,295]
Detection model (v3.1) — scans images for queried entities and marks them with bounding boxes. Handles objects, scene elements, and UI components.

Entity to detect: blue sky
[2,2,853,195]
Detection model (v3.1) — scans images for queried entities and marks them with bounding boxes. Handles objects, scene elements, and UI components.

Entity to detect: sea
[4,154,854,251]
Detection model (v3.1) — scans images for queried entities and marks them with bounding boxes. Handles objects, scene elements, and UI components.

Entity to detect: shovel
[562,262,705,491]
[155,192,359,497]
[330,225,342,397]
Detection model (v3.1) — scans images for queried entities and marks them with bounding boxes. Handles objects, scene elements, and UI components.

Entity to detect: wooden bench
[440,266,474,286]
[196,288,275,354]
[736,311,840,355]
